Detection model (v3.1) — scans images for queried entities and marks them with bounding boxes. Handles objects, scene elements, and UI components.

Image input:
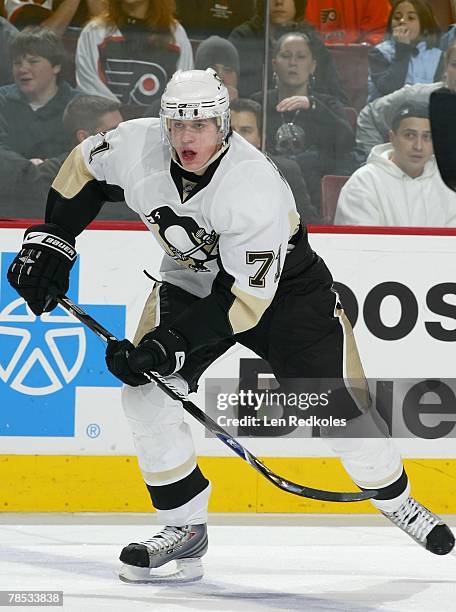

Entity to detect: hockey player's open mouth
[181,149,197,162]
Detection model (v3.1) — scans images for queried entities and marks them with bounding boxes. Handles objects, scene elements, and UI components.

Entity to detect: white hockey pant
[121,376,210,525]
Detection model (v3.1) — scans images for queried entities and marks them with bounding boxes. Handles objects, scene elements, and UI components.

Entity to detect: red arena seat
[321,174,349,224]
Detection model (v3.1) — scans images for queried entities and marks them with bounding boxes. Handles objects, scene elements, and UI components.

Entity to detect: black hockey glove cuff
[105,340,150,387]
[7,223,77,316]
[128,327,187,377]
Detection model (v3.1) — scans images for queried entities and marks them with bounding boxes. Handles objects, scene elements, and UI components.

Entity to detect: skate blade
[119,557,204,585]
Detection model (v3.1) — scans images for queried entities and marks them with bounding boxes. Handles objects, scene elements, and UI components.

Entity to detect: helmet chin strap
[171,136,231,174]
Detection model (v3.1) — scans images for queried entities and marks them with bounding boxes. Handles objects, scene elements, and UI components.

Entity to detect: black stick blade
[430,88,456,191]
[247,450,377,502]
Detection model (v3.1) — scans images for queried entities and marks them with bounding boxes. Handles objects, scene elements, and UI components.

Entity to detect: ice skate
[382,496,455,555]
[118,524,208,584]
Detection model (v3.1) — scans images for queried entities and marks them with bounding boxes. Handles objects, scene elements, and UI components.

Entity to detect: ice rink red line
[2,218,456,236]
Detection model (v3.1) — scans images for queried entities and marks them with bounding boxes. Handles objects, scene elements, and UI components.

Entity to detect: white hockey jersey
[49,119,312,351]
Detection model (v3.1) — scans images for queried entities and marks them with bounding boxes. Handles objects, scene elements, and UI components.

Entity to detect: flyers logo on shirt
[145,206,219,272]
[100,55,169,105]
[129,68,165,105]
[320,8,338,24]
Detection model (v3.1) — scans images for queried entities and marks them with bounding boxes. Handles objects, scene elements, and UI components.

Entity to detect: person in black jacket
[252,31,355,204]
[230,96,321,222]
[229,0,347,102]
[0,28,79,217]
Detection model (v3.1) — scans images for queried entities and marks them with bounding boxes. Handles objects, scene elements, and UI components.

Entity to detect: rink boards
[1,223,456,512]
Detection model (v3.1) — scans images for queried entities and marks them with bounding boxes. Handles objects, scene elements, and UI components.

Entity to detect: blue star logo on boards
[0,252,126,437]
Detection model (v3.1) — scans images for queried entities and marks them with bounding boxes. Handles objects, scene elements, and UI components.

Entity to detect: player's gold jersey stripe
[133,286,160,346]
[336,306,371,412]
[228,286,272,334]
[52,145,95,199]
[288,210,300,238]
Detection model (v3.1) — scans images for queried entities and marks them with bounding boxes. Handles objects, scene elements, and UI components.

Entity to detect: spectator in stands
[229,0,347,102]
[4,0,102,36]
[23,94,124,191]
[0,28,78,159]
[75,0,193,116]
[62,94,138,220]
[357,41,456,156]
[251,31,354,202]
[230,97,320,223]
[0,28,78,216]
[335,103,456,226]
[175,0,255,39]
[0,93,138,219]
[368,0,443,102]
[304,0,390,45]
[195,35,239,100]
[63,93,123,144]
[0,16,17,85]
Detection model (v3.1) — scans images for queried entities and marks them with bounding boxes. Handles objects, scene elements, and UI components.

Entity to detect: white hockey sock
[369,481,411,513]
[321,412,405,496]
[155,482,212,526]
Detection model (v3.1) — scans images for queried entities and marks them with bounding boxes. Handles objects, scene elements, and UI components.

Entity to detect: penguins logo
[145,206,219,272]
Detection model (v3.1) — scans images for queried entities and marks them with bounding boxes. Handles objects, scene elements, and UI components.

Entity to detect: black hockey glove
[7,223,77,315]
[127,327,187,377]
[105,340,150,387]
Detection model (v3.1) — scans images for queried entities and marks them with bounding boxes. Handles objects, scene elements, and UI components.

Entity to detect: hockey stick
[55,294,378,503]
[430,89,456,191]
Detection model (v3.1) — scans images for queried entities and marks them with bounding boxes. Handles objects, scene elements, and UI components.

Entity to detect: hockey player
[7,68,454,583]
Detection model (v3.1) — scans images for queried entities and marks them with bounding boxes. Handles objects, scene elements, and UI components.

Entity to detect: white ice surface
[0,515,454,612]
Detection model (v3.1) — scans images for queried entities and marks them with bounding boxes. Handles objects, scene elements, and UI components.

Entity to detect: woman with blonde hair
[76,0,193,113]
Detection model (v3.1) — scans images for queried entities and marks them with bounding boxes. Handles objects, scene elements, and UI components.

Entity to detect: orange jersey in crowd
[305,0,391,45]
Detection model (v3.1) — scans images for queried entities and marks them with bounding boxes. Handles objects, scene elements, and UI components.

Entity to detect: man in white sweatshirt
[335,103,456,227]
